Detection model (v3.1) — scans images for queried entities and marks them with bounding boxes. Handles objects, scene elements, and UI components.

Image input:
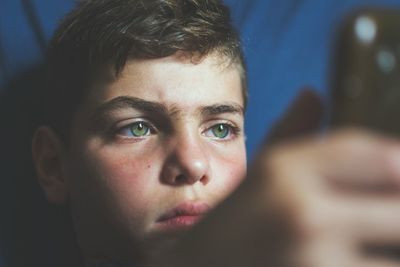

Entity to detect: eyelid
[202,119,241,131]
[113,117,154,129]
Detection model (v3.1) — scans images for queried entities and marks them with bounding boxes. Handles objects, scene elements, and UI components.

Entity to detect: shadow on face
[0,65,83,267]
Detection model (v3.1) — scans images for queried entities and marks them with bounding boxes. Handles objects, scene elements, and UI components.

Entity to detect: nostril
[175,174,187,184]
[199,176,209,185]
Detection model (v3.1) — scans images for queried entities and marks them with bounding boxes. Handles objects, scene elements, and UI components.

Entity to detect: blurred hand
[256,89,400,266]
[259,129,400,267]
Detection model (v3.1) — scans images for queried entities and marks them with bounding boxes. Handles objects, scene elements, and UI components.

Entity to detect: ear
[32,126,68,204]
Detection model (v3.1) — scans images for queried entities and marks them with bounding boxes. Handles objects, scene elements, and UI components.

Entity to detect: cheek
[101,155,149,186]
[95,151,156,196]
[65,144,166,253]
[76,145,163,216]
[221,157,247,191]
[210,145,247,201]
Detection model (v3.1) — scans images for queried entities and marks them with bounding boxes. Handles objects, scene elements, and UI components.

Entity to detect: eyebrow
[200,103,244,117]
[94,96,168,117]
[93,96,244,118]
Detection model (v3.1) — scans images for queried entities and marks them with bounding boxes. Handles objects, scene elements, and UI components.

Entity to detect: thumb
[264,88,324,146]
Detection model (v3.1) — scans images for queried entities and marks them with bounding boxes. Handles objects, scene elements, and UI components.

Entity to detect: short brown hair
[43,0,247,142]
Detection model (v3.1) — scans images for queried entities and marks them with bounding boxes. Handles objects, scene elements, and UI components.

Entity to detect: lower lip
[156,215,203,231]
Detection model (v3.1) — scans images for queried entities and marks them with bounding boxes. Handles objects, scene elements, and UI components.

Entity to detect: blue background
[2,0,400,156]
[2,0,400,266]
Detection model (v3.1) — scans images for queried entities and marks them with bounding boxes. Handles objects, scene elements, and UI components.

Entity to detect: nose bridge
[178,130,207,166]
[162,126,210,185]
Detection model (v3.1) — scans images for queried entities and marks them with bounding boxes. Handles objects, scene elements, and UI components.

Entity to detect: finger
[339,197,400,245]
[314,130,400,191]
[265,88,324,147]
[264,130,400,194]
[294,234,354,267]
[254,130,400,219]
[306,195,400,245]
[292,195,400,267]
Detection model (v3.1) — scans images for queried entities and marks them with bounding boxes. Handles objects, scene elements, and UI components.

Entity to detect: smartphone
[330,8,400,137]
[330,8,400,260]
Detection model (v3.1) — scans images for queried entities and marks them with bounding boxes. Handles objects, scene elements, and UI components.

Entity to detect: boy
[33,0,247,265]
[32,0,400,266]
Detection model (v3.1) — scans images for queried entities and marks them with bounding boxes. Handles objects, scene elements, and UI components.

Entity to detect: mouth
[156,202,211,231]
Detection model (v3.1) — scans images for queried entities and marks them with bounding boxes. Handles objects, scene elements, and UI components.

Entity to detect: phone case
[330,8,400,137]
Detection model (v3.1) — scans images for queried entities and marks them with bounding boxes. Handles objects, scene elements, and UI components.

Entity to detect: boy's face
[61,53,246,261]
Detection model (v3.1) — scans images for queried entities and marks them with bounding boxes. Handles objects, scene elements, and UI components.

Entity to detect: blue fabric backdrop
[2,0,400,266]
[2,0,400,155]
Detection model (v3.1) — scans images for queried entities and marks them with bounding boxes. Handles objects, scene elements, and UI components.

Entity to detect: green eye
[130,122,150,137]
[211,124,230,139]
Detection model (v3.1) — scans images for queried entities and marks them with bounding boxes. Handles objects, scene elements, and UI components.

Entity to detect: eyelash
[115,120,241,141]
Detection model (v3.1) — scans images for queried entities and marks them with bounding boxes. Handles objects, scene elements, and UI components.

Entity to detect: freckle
[147,164,151,169]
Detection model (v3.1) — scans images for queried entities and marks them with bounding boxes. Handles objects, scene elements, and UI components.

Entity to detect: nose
[161,133,210,186]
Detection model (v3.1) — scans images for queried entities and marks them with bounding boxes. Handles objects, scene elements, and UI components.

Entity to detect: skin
[33,54,400,267]
[33,52,247,264]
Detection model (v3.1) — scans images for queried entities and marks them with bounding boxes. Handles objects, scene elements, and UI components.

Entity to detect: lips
[156,202,211,230]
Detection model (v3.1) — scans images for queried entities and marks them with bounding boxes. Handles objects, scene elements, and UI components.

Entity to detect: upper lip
[157,202,211,222]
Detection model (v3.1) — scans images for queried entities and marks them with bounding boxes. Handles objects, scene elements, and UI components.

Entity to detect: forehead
[84,53,244,114]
